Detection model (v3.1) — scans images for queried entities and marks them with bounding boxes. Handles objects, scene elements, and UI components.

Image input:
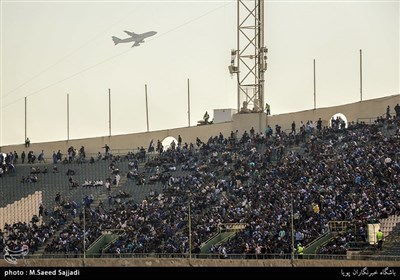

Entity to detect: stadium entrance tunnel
[162,136,178,151]
[330,113,348,129]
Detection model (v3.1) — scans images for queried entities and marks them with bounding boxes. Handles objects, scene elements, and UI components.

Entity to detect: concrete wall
[232,112,267,136]
[267,94,400,133]
[1,122,232,160]
[2,94,399,158]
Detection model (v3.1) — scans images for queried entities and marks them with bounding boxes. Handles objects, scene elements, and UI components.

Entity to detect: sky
[1,0,399,146]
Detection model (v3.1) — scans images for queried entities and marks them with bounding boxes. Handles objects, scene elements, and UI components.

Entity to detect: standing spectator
[386,105,391,119]
[13,151,18,164]
[317,118,322,131]
[395,104,400,118]
[38,203,44,217]
[56,150,62,162]
[250,127,255,138]
[377,229,384,250]
[148,139,155,153]
[275,124,281,135]
[21,151,26,164]
[177,135,182,147]
[265,103,270,115]
[79,146,86,159]
[156,140,163,153]
[297,243,304,259]
[25,137,30,147]
[265,125,273,137]
[102,144,110,159]
[38,150,45,163]
[203,111,210,124]
[139,146,146,161]
[52,152,57,164]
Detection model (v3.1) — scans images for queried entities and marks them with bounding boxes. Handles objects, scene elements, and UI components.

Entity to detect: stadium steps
[199,232,236,255]
[118,161,165,203]
[34,160,132,256]
[288,145,305,156]
[378,123,397,138]
[86,231,120,258]
[199,224,247,255]
[380,215,400,237]
[376,225,400,257]
[1,160,111,212]
[90,174,128,209]
[304,231,337,255]
[32,215,81,258]
[345,220,400,260]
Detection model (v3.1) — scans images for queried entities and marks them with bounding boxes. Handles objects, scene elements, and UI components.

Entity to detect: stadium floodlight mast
[229,0,268,113]
[189,200,192,259]
[83,208,86,259]
[291,193,295,262]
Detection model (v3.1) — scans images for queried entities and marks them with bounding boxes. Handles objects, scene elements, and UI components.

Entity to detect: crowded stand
[1,112,400,259]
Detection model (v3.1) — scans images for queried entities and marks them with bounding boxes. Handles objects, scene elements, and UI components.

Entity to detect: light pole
[145,84,149,132]
[83,207,86,259]
[313,59,316,110]
[360,49,363,101]
[188,199,192,259]
[187,78,191,127]
[67,94,70,141]
[25,97,27,143]
[291,193,295,262]
[108,89,111,137]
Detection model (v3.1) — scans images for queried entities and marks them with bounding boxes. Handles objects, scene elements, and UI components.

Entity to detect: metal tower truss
[230,0,267,113]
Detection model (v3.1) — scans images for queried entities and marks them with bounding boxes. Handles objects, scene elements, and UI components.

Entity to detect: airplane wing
[124,31,137,37]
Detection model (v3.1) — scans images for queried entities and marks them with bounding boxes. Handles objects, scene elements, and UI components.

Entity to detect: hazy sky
[1,0,399,146]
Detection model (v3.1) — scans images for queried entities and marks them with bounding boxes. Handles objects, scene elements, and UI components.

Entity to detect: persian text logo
[4,245,29,265]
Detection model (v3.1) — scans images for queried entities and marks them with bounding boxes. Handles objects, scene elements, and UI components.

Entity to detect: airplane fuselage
[119,37,136,43]
[122,31,157,43]
[112,30,157,47]
[140,31,157,38]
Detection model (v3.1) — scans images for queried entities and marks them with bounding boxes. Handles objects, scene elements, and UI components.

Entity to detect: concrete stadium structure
[1,258,400,267]
[1,94,400,268]
[2,94,399,158]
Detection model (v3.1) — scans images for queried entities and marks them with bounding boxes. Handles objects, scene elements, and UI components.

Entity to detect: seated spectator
[66,169,75,176]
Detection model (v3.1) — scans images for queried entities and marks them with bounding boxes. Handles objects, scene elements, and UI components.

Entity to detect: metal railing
[199,223,248,249]
[357,112,387,125]
[218,223,247,232]
[328,221,356,234]
[4,252,400,262]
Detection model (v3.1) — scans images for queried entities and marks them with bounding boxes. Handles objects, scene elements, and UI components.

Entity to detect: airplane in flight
[112,30,157,47]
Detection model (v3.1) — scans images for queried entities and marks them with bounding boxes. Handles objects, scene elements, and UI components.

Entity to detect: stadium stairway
[33,160,161,258]
[32,214,81,258]
[304,232,337,255]
[86,230,120,258]
[199,223,247,256]
[90,174,128,210]
[380,243,400,258]
[380,215,400,238]
[375,224,400,258]
[118,161,163,203]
